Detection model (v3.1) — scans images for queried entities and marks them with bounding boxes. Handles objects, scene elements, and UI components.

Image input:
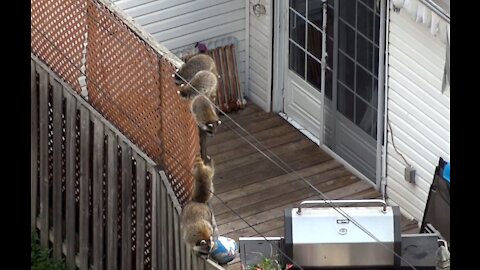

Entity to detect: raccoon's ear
[207,123,213,128]
[206,156,214,168]
[180,83,185,87]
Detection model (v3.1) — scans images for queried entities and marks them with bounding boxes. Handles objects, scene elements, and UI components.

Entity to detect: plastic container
[442,163,450,183]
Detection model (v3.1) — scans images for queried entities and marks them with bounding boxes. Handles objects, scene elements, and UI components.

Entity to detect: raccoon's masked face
[172,68,184,85]
[200,120,222,136]
[177,86,191,100]
[193,236,215,256]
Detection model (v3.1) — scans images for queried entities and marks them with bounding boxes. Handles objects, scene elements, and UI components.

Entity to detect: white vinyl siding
[247,0,273,111]
[113,0,247,94]
[385,6,449,222]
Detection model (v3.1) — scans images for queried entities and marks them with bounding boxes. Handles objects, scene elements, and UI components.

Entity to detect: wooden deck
[206,103,419,269]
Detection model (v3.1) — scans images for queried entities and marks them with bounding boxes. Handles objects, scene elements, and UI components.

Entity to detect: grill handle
[296,199,388,214]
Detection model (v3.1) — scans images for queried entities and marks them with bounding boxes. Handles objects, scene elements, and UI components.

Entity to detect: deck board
[206,103,420,270]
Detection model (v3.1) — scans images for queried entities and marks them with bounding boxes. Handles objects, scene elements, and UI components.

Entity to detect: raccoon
[181,155,218,256]
[191,154,215,203]
[191,95,221,136]
[181,203,215,256]
[173,54,219,85]
[177,70,218,102]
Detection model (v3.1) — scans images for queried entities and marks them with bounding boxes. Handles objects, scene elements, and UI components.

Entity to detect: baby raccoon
[191,154,215,203]
[191,95,221,136]
[173,54,219,85]
[181,154,217,256]
[177,70,218,102]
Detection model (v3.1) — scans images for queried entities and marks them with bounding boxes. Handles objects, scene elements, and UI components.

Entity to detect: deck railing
[31,55,224,270]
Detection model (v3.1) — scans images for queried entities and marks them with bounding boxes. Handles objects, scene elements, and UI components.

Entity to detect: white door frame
[271,0,389,192]
[272,0,287,113]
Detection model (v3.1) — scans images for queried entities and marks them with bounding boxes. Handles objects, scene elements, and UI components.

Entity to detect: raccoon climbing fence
[31,0,199,206]
[176,42,246,113]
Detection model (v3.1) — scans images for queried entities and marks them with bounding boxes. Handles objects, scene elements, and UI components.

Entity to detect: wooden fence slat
[51,76,63,259]
[150,166,158,270]
[31,60,38,229]
[93,118,105,270]
[174,210,181,270]
[37,65,49,248]
[79,106,90,270]
[160,177,168,270]
[197,254,205,270]
[185,243,191,270]
[31,55,227,270]
[106,129,118,270]
[191,250,198,270]
[181,236,187,270]
[121,142,133,270]
[167,192,174,270]
[64,91,77,270]
[206,259,225,270]
[135,154,146,270]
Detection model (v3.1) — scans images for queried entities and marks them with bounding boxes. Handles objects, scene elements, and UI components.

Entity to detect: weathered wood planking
[93,117,105,270]
[64,91,77,270]
[37,64,49,248]
[31,60,39,229]
[135,153,146,270]
[121,142,133,270]
[79,106,90,270]
[173,210,181,270]
[191,250,198,270]
[181,238,187,270]
[150,166,158,270]
[185,242,191,270]
[159,177,168,270]
[167,192,174,270]
[208,124,298,157]
[211,162,343,217]
[106,129,118,270]
[51,76,63,259]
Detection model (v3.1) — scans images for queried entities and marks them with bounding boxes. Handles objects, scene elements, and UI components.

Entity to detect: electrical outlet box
[405,166,416,183]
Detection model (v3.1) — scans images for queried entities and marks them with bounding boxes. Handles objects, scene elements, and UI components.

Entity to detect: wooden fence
[31,55,224,270]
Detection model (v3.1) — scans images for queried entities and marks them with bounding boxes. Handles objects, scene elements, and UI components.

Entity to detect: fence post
[31,60,39,229]
[121,142,133,270]
[93,118,105,270]
[64,91,77,270]
[79,106,91,270]
[51,76,64,259]
[37,65,49,248]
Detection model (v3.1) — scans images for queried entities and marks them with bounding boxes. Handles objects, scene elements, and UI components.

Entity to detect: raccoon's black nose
[205,129,215,137]
[174,73,183,85]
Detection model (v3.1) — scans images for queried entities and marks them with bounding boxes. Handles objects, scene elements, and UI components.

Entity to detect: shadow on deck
[207,103,419,269]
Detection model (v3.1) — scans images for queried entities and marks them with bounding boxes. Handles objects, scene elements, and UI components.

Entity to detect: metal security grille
[31,0,200,206]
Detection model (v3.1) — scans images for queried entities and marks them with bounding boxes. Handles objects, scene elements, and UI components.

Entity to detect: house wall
[112,0,247,94]
[247,0,273,112]
[385,6,449,222]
